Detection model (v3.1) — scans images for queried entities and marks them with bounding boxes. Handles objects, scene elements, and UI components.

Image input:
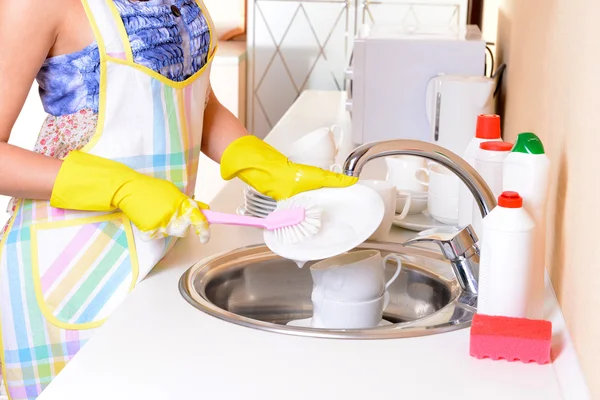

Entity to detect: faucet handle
[403,225,480,296]
[402,225,479,261]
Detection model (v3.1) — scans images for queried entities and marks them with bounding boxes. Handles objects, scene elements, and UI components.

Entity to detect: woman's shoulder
[48,0,96,60]
[0,0,62,44]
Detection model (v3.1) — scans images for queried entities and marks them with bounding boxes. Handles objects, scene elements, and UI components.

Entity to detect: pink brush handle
[202,210,268,229]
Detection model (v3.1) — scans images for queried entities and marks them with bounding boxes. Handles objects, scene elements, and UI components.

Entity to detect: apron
[0,1,216,398]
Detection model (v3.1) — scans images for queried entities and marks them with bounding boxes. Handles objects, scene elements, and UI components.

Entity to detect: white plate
[245,197,276,210]
[263,185,384,262]
[286,317,392,328]
[245,196,277,209]
[392,210,454,232]
[245,189,277,204]
[245,202,273,216]
[236,206,267,218]
[244,186,274,201]
[244,197,275,210]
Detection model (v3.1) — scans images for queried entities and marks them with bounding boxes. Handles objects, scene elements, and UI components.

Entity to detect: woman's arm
[200,87,249,163]
[0,1,67,200]
[202,86,357,201]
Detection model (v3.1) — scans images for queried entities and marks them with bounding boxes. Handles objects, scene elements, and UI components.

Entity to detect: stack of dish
[239,186,277,217]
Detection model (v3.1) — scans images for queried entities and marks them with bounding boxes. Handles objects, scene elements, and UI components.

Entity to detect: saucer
[392,210,455,232]
[286,317,392,328]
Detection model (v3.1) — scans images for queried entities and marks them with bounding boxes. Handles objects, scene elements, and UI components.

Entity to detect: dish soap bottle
[458,114,503,228]
[470,141,514,238]
[502,132,550,319]
[478,191,535,318]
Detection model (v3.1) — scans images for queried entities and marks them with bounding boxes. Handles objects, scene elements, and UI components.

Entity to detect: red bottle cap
[498,191,523,208]
[475,114,501,139]
[479,141,514,151]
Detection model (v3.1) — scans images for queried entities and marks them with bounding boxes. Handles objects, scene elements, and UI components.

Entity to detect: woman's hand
[0,0,68,201]
[220,135,357,201]
[51,151,211,242]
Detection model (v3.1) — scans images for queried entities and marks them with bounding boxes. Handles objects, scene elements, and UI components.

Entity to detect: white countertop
[38,91,590,400]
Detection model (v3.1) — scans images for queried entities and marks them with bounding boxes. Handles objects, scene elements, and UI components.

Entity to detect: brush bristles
[273,197,322,245]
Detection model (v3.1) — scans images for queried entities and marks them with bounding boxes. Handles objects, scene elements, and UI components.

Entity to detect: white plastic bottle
[458,114,503,228]
[502,132,550,320]
[471,141,513,237]
[477,191,535,318]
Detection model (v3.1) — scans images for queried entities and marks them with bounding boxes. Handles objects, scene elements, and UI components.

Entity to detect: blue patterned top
[36,0,211,117]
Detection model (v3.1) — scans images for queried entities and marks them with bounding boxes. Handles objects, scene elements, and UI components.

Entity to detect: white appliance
[346,24,487,149]
[425,74,495,156]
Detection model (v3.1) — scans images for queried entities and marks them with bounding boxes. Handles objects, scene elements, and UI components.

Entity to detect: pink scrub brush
[202,197,321,245]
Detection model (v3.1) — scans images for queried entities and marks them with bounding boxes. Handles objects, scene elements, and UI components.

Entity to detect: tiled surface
[247,0,468,138]
[249,0,351,137]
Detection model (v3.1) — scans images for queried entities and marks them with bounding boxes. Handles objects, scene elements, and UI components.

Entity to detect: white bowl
[396,191,428,215]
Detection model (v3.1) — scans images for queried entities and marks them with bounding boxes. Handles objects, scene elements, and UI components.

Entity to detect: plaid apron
[0,1,216,398]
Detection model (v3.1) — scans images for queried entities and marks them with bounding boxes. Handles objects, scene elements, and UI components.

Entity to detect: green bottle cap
[512,132,545,154]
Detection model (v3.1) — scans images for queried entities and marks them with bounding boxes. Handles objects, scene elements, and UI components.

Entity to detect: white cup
[385,156,428,193]
[288,156,343,172]
[310,250,402,303]
[358,180,395,241]
[290,156,340,171]
[415,164,459,223]
[427,193,459,224]
[310,292,390,329]
[288,125,343,164]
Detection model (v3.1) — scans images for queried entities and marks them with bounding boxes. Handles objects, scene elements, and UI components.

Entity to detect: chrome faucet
[342,139,497,299]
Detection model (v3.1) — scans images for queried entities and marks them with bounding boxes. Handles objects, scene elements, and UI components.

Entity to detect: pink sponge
[469,313,552,364]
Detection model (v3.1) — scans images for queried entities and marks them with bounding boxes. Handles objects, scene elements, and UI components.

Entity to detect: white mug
[415,164,459,196]
[310,250,402,303]
[415,164,459,223]
[290,156,339,171]
[329,164,342,173]
[288,125,343,164]
[288,157,343,172]
[358,180,395,241]
[310,292,390,329]
[395,191,413,219]
[385,156,428,193]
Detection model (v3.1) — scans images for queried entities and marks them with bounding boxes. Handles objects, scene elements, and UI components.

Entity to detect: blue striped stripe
[7,237,30,357]
[152,79,167,180]
[74,255,132,324]
[20,235,47,349]
[113,148,197,170]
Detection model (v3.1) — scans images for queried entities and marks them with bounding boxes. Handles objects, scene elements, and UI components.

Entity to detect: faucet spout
[343,139,496,218]
[343,139,497,297]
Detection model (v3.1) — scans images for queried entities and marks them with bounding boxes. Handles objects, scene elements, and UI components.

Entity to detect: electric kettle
[425,74,496,156]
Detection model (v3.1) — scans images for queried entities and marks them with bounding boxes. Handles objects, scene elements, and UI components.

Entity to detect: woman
[0,1,356,398]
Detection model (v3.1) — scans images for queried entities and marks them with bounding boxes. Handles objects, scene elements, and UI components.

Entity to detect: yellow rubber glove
[50,151,211,243]
[220,135,357,201]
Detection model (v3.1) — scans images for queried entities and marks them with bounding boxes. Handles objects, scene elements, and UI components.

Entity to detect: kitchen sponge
[469,313,552,364]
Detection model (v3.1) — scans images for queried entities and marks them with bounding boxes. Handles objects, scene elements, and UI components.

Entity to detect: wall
[495,0,599,396]
[0,84,46,222]
[203,0,246,40]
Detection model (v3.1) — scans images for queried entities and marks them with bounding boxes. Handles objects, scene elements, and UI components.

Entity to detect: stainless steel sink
[179,241,476,339]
